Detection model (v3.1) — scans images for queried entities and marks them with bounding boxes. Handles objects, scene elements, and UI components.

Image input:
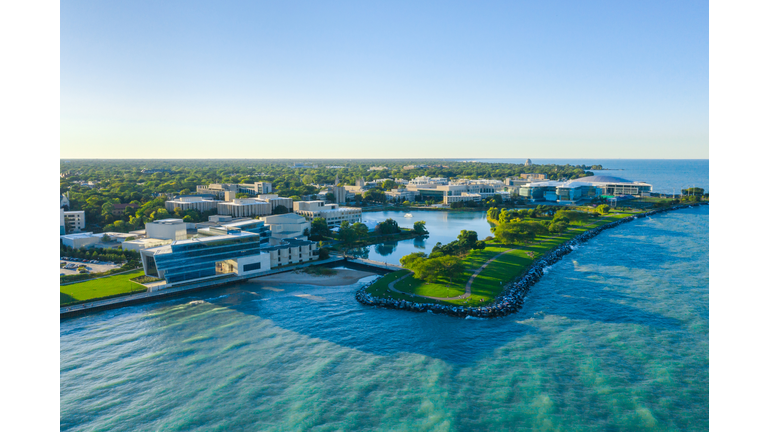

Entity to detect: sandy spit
[253,269,376,287]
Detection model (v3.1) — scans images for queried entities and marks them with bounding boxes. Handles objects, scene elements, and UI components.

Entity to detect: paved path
[384,214,619,302]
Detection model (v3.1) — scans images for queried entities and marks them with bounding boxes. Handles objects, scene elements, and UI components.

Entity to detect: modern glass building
[519,176,652,203]
[140,232,270,285]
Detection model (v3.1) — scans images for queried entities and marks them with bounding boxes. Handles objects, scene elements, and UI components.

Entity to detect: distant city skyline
[61,1,708,159]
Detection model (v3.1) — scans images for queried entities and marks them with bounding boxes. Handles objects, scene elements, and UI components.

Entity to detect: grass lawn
[60,269,147,306]
[364,211,636,307]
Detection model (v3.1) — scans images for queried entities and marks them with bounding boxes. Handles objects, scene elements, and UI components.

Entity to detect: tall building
[254,182,273,194]
[63,211,86,233]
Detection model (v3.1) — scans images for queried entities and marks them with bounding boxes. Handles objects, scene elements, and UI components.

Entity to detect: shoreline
[355,202,709,318]
[251,269,376,287]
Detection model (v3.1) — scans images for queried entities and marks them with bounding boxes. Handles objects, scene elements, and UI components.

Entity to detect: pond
[348,209,494,264]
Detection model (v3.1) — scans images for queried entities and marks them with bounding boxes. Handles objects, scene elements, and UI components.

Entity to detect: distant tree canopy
[58,159,601,233]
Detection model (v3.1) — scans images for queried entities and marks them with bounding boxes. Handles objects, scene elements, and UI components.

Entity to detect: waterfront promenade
[60,257,345,318]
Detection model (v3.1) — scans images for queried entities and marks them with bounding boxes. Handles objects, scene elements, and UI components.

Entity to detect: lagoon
[350,209,494,265]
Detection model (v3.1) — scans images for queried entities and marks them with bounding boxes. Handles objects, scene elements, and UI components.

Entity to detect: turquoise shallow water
[60,206,708,431]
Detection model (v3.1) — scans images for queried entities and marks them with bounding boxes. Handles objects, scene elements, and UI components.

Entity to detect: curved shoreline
[355,202,708,319]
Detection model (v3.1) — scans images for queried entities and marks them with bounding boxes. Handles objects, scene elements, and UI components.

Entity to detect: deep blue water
[60,206,708,431]
[460,159,709,194]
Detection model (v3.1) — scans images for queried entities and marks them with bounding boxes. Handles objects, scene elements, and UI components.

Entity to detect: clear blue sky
[60,0,709,159]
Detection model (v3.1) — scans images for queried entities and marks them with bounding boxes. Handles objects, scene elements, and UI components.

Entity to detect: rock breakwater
[355,203,708,319]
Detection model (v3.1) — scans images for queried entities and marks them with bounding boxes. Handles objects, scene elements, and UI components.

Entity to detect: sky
[60,0,709,159]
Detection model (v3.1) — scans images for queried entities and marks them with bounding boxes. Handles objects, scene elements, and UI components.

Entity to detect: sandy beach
[253,269,376,286]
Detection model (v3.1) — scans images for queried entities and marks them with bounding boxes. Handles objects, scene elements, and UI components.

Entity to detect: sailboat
[404,213,413,218]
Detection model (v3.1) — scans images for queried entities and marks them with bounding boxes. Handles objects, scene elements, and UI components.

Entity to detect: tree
[325,192,335,202]
[457,230,479,248]
[101,234,111,242]
[597,204,611,215]
[310,217,330,239]
[375,218,400,235]
[413,220,428,235]
[487,207,500,221]
[439,256,464,285]
[272,205,290,215]
[236,193,251,198]
[352,222,369,238]
[493,221,546,244]
[400,252,427,269]
[381,180,397,190]
[101,202,114,217]
[364,189,386,203]
[548,221,569,234]
[338,221,357,244]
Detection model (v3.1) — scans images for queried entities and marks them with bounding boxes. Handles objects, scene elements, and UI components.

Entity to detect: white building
[262,238,319,268]
[385,190,417,202]
[63,211,86,233]
[293,201,362,228]
[260,213,311,240]
[217,198,271,217]
[122,238,174,252]
[165,196,219,213]
[146,218,188,240]
[254,182,273,194]
[257,194,293,212]
[61,232,101,249]
[444,192,482,204]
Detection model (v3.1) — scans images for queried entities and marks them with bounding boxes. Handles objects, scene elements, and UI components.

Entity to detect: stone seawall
[355,203,708,319]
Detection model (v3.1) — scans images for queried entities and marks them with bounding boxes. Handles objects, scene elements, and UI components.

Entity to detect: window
[243,262,261,272]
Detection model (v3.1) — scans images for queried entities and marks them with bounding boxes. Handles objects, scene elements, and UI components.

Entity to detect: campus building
[260,213,311,240]
[198,219,272,245]
[518,176,653,203]
[257,194,293,212]
[217,198,271,218]
[60,232,101,249]
[292,201,362,228]
[261,238,319,268]
[404,177,509,203]
[146,218,188,241]
[140,232,271,285]
[63,210,86,233]
[165,196,219,213]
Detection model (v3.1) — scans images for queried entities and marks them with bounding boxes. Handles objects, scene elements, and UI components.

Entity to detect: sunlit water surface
[61,206,708,431]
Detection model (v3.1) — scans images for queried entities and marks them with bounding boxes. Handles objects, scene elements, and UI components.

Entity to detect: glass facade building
[141,233,263,284]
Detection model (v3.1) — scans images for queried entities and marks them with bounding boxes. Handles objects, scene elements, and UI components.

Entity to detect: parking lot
[60,258,122,276]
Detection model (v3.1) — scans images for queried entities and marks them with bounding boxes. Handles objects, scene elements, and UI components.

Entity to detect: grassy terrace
[60,269,147,306]
[364,212,636,307]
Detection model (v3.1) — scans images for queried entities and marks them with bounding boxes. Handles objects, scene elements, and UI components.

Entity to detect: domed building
[517,174,652,204]
[524,159,532,167]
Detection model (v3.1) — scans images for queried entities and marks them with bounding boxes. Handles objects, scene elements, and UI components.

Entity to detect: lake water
[60,205,708,431]
[461,159,709,194]
[349,210,494,265]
